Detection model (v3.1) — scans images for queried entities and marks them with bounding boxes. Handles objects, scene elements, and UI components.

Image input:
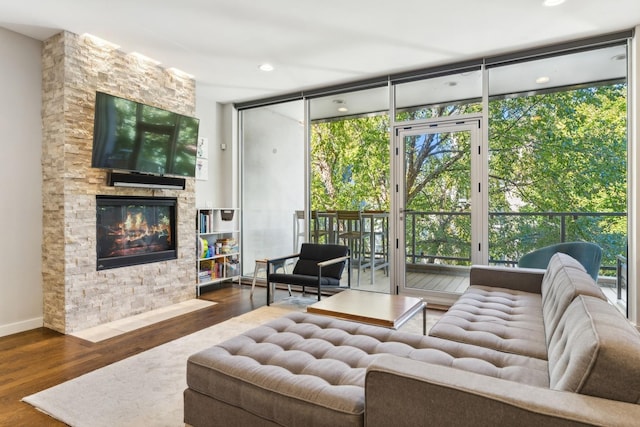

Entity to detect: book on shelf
[198,211,214,233]
[198,209,236,234]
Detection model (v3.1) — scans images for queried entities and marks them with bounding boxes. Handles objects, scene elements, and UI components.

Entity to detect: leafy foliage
[311,115,390,211]
[310,84,627,271]
[488,85,627,268]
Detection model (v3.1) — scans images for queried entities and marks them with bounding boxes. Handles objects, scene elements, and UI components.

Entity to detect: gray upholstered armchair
[266,243,350,305]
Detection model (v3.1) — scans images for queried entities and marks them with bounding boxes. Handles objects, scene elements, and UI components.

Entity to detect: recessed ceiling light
[333,99,348,112]
[259,63,274,72]
[543,0,565,6]
[536,76,550,84]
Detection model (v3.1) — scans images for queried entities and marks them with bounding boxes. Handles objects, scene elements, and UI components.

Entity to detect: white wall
[0,28,43,336]
[195,94,221,207]
[222,103,239,209]
[195,95,237,209]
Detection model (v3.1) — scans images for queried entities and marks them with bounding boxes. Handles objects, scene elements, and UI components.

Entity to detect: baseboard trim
[0,317,44,338]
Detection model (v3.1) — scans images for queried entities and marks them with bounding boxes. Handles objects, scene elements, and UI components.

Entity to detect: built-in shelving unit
[196,208,240,296]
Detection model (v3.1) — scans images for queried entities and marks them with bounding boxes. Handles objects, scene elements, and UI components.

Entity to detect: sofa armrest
[365,356,640,427]
[470,265,545,294]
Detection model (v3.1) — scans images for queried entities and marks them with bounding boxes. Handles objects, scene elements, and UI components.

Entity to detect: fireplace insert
[96,195,177,270]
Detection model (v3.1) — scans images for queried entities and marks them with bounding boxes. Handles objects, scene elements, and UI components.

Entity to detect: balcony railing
[405,210,627,276]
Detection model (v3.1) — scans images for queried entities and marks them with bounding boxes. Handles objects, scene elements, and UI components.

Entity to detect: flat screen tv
[91,92,199,177]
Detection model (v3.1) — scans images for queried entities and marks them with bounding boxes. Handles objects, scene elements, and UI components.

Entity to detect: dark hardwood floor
[0,284,277,426]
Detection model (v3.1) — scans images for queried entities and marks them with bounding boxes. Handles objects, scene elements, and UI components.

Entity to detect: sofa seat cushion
[548,295,640,403]
[413,335,549,387]
[428,285,547,359]
[187,312,550,426]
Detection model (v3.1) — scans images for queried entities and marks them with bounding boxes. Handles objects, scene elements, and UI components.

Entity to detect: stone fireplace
[96,196,178,270]
[41,31,197,334]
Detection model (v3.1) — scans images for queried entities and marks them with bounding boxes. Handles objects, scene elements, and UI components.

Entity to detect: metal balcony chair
[517,241,603,281]
[266,243,350,305]
[311,210,332,244]
[293,210,306,251]
[336,210,368,287]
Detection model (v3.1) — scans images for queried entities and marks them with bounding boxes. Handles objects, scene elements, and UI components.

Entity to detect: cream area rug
[23,295,439,427]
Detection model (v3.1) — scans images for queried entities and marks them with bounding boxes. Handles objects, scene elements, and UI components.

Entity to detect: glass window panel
[309,86,388,121]
[241,101,305,275]
[310,88,390,212]
[487,45,628,284]
[394,70,482,121]
[310,87,391,291]
[488,45,627,97]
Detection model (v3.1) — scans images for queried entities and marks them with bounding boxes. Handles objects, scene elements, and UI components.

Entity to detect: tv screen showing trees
[92,92,199,177]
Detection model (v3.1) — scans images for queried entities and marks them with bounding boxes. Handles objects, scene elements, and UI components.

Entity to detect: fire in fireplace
[96,195,177,270]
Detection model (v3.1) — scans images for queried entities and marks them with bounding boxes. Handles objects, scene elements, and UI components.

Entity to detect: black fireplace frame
[96,195,178,270]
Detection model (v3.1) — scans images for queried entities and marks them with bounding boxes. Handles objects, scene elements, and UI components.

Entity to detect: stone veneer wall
[42,31,197,333]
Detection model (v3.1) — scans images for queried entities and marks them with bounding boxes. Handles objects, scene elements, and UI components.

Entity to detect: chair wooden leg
[250,261,263,298]
[281,262,293,296]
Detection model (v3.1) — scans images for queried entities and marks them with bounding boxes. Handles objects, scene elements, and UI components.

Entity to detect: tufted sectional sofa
[184,253,640,426]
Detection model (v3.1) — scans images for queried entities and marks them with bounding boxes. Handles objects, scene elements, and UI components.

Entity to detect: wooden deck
[404,270,470,294]
[255,264,470,295]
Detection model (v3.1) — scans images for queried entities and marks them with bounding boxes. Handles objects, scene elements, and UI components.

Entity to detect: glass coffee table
[307,289,427,335]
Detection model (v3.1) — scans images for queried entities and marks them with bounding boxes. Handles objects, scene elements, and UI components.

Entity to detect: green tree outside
[310,84,627,272]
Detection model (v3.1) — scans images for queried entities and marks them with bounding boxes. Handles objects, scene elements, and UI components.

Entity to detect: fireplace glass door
[96,195,177,270]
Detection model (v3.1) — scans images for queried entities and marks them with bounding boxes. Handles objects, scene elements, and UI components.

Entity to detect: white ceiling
[1,0,639,104]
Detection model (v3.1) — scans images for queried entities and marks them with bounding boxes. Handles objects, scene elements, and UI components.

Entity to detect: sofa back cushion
[541,252,586,285]
[540,253,606,345]
[547,295,640,403]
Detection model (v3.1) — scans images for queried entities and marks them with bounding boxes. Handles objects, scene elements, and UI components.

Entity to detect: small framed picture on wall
[196,158,208,180]
[197,137,209,159]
